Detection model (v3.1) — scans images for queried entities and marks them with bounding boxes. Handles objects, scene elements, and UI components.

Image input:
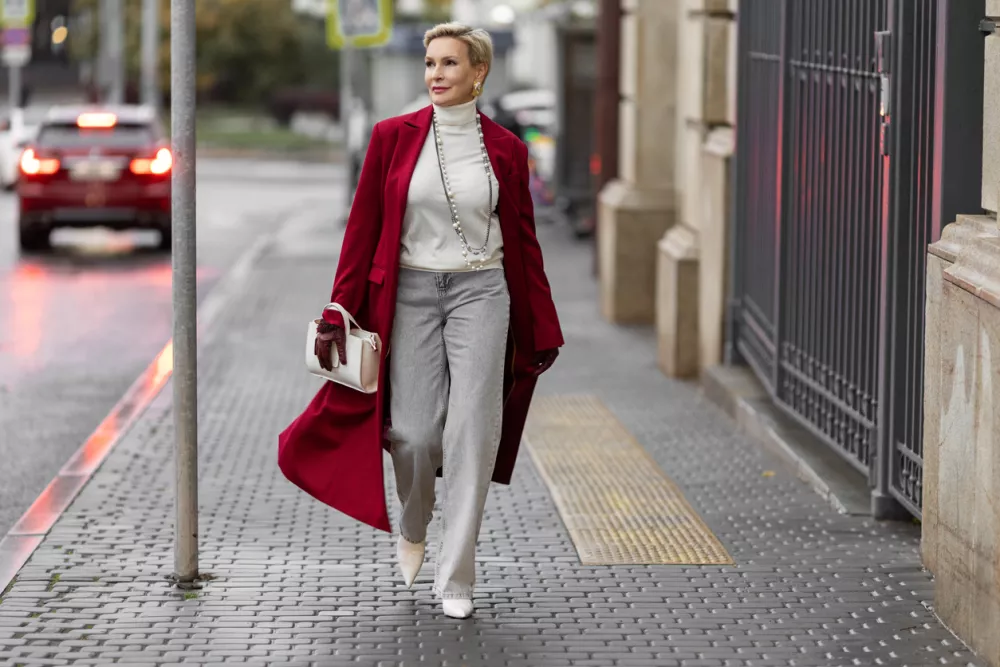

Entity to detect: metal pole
[340,43,355,196]
[171,0,198,584]
[141,0,160,110]
[8,64,20,110]
[107,0,124,104]
[97,0,109,100]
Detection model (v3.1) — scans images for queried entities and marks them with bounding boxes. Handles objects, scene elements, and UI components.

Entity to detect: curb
[0,231,276,597]
[702,364,872,517]
[196,145,344,164]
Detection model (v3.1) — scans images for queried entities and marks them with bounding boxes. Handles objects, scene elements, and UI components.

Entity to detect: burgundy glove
[314,312,347,372]
[531,348,559,376]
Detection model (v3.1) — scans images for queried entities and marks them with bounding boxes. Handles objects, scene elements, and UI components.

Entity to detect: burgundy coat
[277,106,564,533]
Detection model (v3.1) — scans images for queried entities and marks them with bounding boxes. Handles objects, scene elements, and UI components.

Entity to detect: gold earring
[473,81,483,97]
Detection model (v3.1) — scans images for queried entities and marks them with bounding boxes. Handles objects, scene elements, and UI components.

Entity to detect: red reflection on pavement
[60,339,174,477]
[8,263,50,360]
[144,262,174,288]
[11,474,88,536]
[12,480,60,535]
[153,340,174,388]
[75,415,117,473]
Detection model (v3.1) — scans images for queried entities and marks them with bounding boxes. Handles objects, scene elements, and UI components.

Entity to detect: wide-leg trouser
[387,267,510,600]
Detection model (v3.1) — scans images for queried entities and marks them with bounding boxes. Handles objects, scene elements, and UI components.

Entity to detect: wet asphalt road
[0,158,345,535]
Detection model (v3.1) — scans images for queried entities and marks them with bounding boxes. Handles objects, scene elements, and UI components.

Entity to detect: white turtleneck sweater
[400,100,504,272]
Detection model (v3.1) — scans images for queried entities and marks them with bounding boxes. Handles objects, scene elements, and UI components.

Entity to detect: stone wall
[923,214,1000,666]
[596,0,680,323]
[655,0,738,376]
[924,9,1000,663]
[984,0,1000,213]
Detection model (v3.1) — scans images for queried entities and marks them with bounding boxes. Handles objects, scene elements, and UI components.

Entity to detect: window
[37,123,155,149]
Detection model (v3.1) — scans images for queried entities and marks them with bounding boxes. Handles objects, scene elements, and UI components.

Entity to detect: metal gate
[730,0,969,518]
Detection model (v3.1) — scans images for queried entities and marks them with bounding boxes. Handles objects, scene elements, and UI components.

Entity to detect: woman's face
[424,37,486,107]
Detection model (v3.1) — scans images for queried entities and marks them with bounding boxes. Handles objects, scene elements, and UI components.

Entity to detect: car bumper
[18,180,171,228]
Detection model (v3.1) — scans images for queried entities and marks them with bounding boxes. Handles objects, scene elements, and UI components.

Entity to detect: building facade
[596,0,737,376]
[600,1,1000,663]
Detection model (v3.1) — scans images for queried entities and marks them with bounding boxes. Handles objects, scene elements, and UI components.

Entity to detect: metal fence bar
[772,0,791,394]
[883,0,945,518]
[873,0,908,518]
[864,1,883,439]
[737,0,894,478]
[734,0,783,384]
[732,0,965,518]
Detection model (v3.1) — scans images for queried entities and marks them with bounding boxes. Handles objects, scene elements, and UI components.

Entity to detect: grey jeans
[387,267,510,600]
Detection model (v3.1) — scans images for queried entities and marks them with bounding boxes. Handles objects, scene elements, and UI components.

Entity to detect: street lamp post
[105,0,124,104]
[141,0,160,110]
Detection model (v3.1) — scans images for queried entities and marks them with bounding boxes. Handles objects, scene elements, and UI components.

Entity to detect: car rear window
[36,123,156,149]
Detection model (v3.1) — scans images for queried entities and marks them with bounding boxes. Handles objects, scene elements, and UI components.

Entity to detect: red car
[16,105,172,252]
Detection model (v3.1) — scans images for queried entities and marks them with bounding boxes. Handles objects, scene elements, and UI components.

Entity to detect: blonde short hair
[423,22,494,79]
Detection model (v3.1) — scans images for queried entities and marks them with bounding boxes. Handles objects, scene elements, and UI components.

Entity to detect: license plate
[85,188,105,207]
[70,160,119,181]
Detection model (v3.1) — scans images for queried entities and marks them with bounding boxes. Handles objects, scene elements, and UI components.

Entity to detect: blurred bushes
[70,0,340,109]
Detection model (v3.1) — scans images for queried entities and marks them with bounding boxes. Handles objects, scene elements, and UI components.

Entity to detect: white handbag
[305,303,382,394]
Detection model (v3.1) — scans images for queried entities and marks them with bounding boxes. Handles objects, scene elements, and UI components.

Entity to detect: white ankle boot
[441,598,474,619]
[397,536,425,588]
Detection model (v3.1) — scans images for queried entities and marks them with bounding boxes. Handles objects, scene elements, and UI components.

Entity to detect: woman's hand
[314,312,348,371]
[531,348,559,376]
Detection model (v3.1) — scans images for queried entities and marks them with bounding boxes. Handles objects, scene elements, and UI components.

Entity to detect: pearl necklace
[431,110,495,271]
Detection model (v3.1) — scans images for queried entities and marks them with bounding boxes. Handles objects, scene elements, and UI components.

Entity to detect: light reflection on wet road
[0,158,345,535]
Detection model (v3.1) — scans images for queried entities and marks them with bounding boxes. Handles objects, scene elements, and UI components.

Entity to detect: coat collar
[398,105,510,153]
[400,104,507,140]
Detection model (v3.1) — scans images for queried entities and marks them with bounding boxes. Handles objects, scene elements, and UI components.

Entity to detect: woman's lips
[431,87,449,93]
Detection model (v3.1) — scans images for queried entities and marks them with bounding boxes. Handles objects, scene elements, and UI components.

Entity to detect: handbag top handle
[323,303,362,332]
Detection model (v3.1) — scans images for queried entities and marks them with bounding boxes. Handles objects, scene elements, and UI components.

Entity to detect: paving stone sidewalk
[0,203,982,667]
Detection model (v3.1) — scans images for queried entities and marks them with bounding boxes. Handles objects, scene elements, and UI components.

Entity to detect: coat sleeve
[513,138,564,351]
[325,122,385,322]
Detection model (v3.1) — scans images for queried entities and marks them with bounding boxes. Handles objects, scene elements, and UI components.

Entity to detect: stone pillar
[923,215,1000,667]
[984,0,1000,212]
[655,0,737,376]
[597,0,679,324]
[923,7,1000,662]
[698,128,734,370]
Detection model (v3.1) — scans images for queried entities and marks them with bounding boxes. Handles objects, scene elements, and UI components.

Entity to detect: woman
[278,23,563,619]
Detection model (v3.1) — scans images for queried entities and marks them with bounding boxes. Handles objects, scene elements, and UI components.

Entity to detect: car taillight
[77,112,117,129]
[19,148,59,176]
[130,148,172,175]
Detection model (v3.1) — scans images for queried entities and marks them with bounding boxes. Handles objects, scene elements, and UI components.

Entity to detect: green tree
[195,0,309,104]
[70,0,335,105]
[420,0,452,22]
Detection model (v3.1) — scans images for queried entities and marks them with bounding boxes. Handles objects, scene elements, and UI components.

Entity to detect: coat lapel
[480,114,519,246]
[480,112,514,188]
[391,107,433,237]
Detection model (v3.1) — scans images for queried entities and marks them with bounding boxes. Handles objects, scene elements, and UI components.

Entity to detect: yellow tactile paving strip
[523,395,734,566]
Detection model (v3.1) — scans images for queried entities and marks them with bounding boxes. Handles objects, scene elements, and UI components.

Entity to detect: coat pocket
[367,266,385,285]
